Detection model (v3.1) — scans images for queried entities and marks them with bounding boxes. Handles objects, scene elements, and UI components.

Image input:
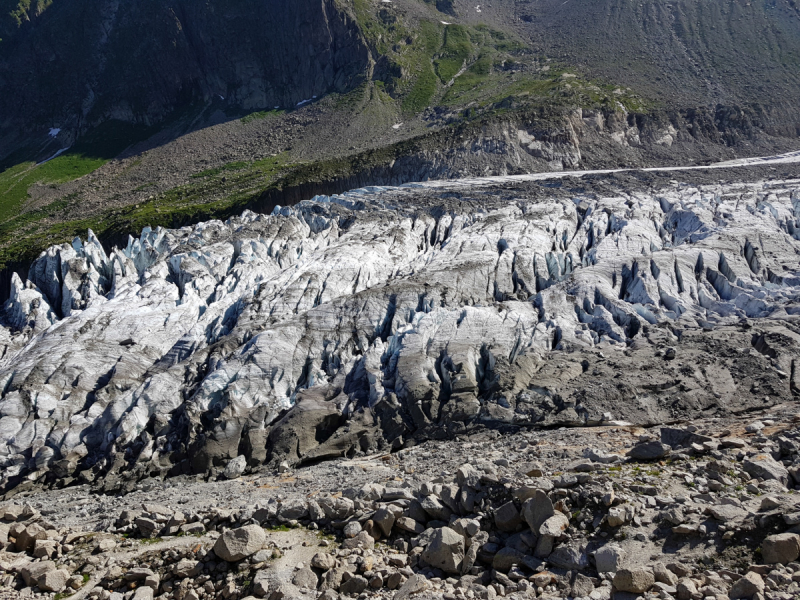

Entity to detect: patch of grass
[82,574,90,584]
[191,161,250,179]
[434,24,471,83]
[139,537,163,545]
[402,62,438,114]
[400,20,442,114]
[240,109,284,124]
[0,153,107,223]
[266,523,296,532]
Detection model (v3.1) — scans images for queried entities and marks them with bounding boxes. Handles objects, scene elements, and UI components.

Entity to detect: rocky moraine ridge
[1,160,800,496]
[3,411,800,600]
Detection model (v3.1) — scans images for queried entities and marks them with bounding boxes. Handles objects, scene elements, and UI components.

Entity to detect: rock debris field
[1,160,800,599]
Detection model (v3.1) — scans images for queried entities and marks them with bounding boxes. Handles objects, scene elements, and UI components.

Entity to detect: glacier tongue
[1,170,800,492]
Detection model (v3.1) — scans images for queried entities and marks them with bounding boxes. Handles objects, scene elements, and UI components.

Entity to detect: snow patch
[392,123,403,130]
[48,128,61,138]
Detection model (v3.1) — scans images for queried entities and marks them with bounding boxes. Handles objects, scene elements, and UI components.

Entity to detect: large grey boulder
[292,568,318,590]
[20,561,55,586]
[213,525,266,562]
[729,571,765,599]
[627,441,671,460]
[494,501,522,532]
[15,523,47,552]
[594,544,625,573]
[373,505,401,537]
[613,568,655,593]
[762,533,800,564]
[522,490,554,534]
[39,569,70,593]
[224,455,247,479]
[743,455,790,486]
[420,527,465,574]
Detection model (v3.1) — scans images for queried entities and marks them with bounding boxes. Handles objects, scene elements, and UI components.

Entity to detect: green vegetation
[0,0,51,46]
[139,537,163,545]
[0,151,290,271]
[0,154,107,223]
[435,25,471,83]
[402,62,438,114]
[266,523,297,532]
[191,161,250,179]
[240,109,285,124]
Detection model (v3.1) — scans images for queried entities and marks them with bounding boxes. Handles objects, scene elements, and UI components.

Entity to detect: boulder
[572,573,595,598]
[20,561,55,586]
[743,455,790,486]
[420,495,452,521]
[373,505,400,537]
[594,544,624,573]
[653,563,678,586]
[253,571,272,597]
[342,530,375,550]
[339,574,368,595]
[548,544,589,570]
[607,504,634,527]
[729,571,765,599]
[539,512,569,537]
[224,455,247,479]
[420,527,464,574]
[32,539,57,558]
[522,490,554,534]
[180,522,206,535]
[492,547,528,572]
[317,496,354,520]
[393,574,429,600]
[292,568,318,590]
[213,525,266,562]
[676,578,698,600]
[761,532,800,564]
[132,588,154,600]
[15,523,47,552]
[394,517,424,535]
[494,501,522,532]
[627,441,671,460]
[311,552,337,570]
[613,568,655,593]
[39,569,69,593]
[277,499,308,520]
[135,517,160,538]
[173,559,202,578]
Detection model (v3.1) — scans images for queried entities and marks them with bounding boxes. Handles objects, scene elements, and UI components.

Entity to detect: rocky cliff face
[0,0,370,153]
[1,158,799,494]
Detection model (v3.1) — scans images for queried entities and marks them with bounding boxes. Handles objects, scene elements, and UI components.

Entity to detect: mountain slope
[1,0,800,298]
[0,0,370,157]
[497,0,800,119]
